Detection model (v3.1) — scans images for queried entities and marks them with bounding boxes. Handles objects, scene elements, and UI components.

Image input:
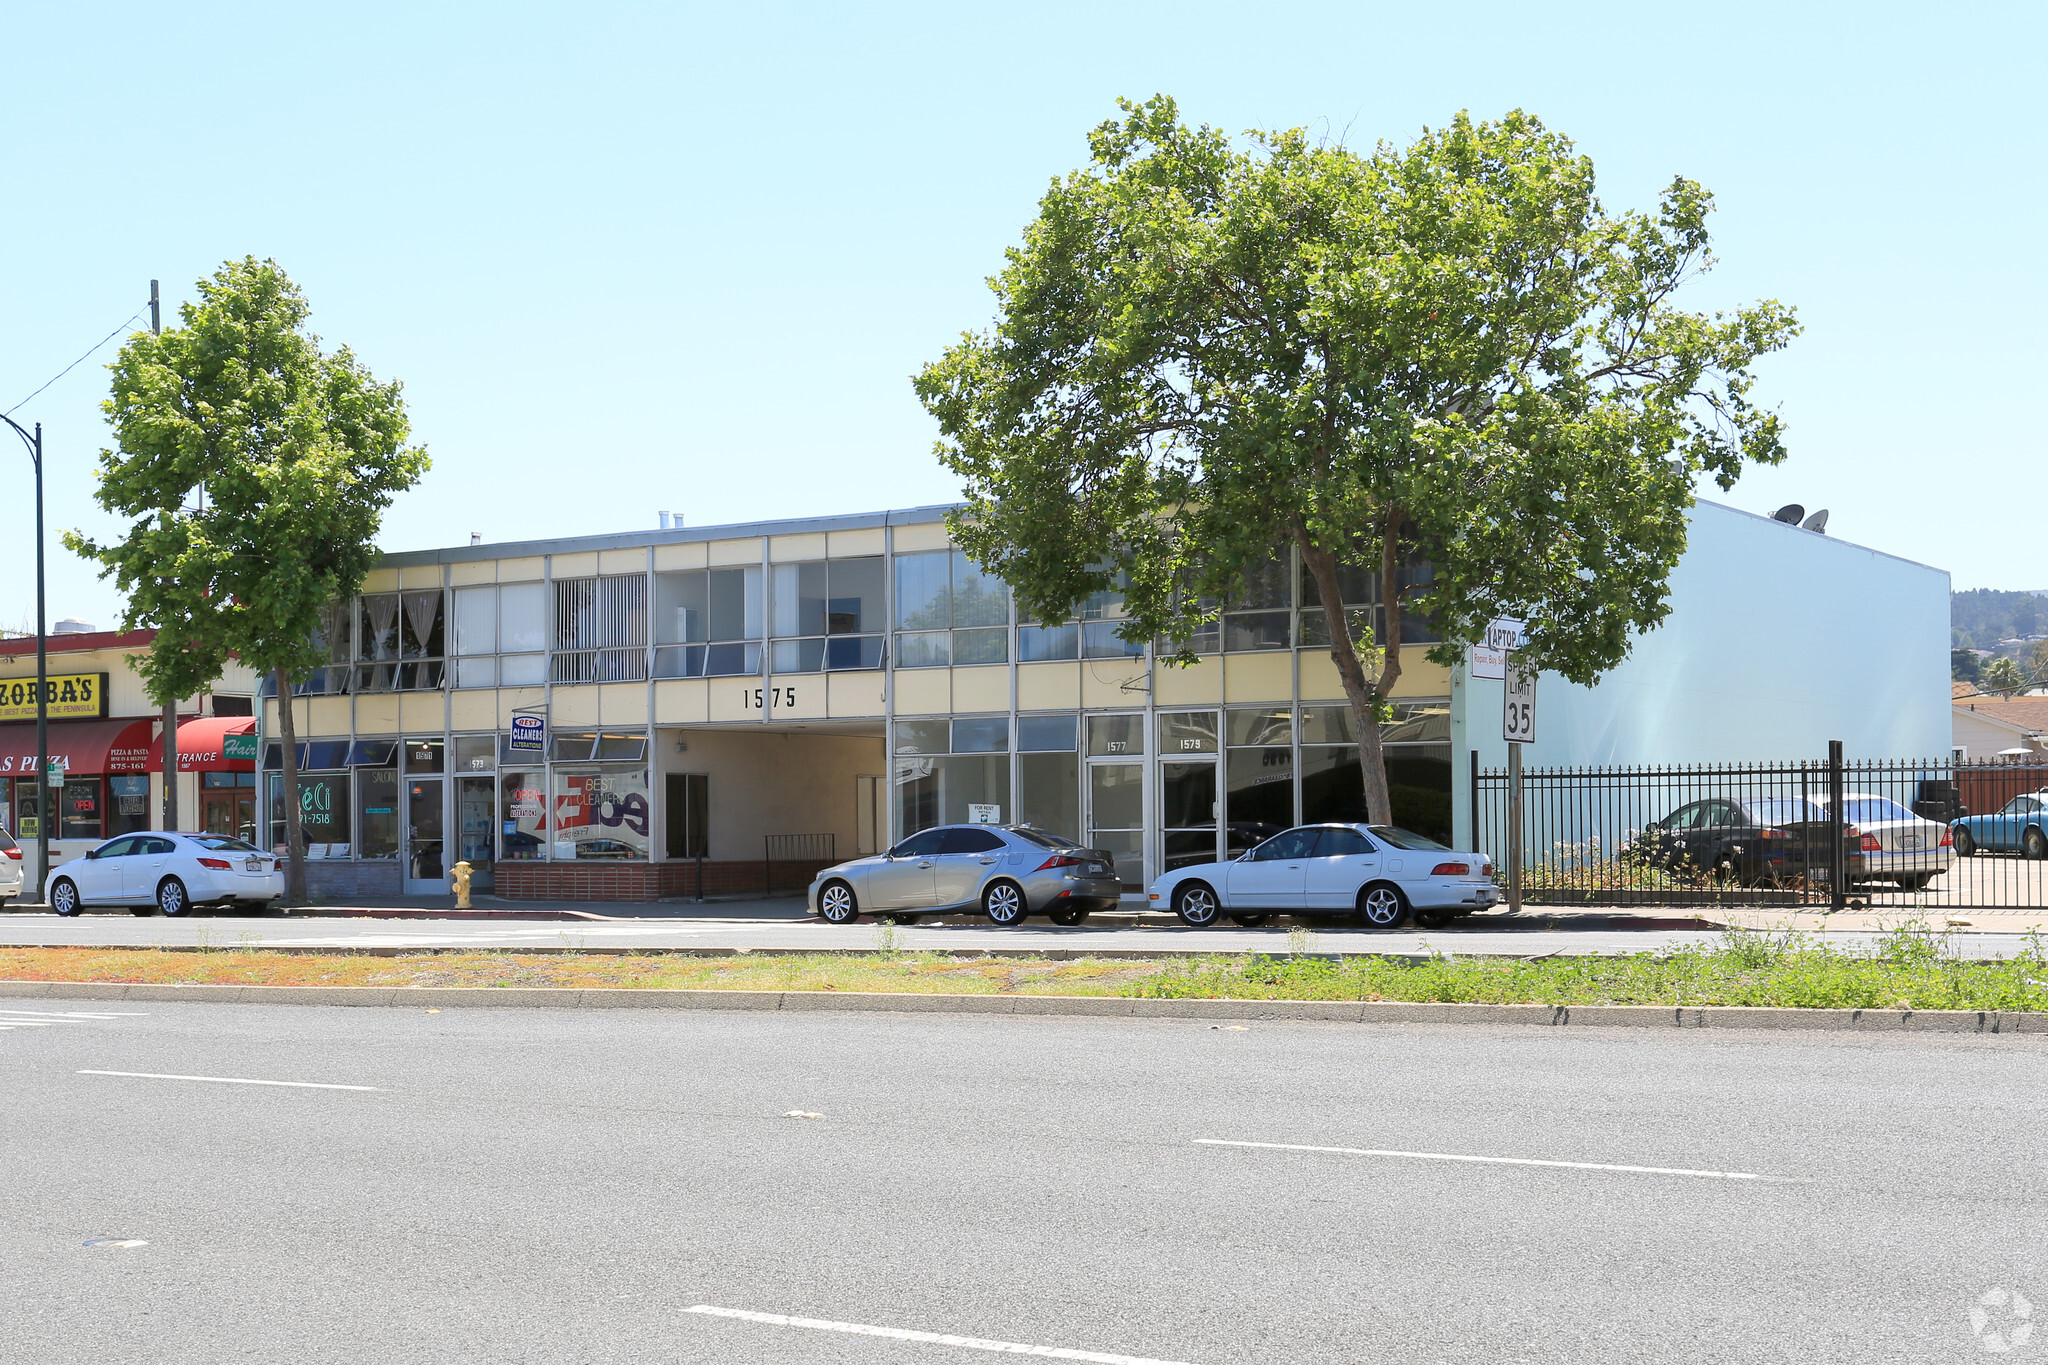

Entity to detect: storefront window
[1017,713,1080,843]
[894,753,1009,836]
[109,775,150,836]
[1226,706,1293,851]
[354,769,398,858]
[269,771,353,854]
[59,778,104,840]
[12,778,40,840]
[500,770,547,860]
[550,768,650,860]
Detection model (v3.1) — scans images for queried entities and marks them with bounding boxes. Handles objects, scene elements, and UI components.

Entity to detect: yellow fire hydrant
[450,860,473,910]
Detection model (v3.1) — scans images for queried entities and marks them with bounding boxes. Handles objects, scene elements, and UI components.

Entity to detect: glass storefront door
[404,777,445,894]
[1159,760,1219,873]
[456,776,496,890]
[1087,762,1144,892]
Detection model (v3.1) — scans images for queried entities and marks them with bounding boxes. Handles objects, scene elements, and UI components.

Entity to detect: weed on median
[1,924,2044,1012]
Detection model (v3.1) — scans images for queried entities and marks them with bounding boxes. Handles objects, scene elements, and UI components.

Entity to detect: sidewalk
[1718,907,2048,937]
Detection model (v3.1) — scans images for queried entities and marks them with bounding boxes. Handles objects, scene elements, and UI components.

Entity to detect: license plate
[1896,834,1921,850]
[245,857,262,871]
[1087,863,1106,875]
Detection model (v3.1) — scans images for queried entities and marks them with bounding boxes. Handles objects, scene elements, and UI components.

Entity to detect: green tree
[66,258,428,903]
[1982,656,2024,694]
[917,98,1799,822]
[1951,648,1982,685]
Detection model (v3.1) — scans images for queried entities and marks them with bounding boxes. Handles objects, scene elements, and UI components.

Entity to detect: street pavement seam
[3,979,2047,1033]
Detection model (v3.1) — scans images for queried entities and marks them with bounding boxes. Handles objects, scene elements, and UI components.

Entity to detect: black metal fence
[1471,751,2048,910]
[764,832,837,896]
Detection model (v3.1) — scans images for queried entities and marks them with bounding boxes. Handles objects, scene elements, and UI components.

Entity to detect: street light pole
[1,415,48,895]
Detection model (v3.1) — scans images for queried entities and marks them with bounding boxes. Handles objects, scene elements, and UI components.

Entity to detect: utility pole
[151,279,181,834]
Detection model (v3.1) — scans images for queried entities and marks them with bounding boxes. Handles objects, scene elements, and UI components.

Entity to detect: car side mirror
[83,848,98,860]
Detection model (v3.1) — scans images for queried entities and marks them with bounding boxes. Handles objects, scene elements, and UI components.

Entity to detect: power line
[4,302,153,417]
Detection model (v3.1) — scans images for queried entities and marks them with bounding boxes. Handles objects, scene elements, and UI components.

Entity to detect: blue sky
[4,1,2040,634]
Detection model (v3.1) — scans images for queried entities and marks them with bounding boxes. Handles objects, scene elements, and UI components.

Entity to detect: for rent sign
[0,673,110,722]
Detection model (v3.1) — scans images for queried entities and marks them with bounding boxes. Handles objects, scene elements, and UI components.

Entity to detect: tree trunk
[162,696,179,831]
[1294,512,1406,826]
[274,667,308,905]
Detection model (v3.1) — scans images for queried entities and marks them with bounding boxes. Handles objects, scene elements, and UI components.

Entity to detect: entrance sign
[509,714,545,754]
[1468,619,1526,682]
[967,804,1001,824]
[1502,657,1536,744]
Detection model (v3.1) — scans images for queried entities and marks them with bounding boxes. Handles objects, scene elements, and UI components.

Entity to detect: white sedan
[46,832,284,917]
[1148,823,1499,929]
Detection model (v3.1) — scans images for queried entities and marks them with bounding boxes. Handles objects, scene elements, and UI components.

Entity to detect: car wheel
[1358,882,1409,929]
[817,880,860,925]
[2026,828,2048,861]
[50,878,81,917]
[156,878,190,918]
[1953,827,1975,857]
[1173,882,1222,927]
[1227,912,1272,928]
[982,880,1028,926]
[1047,907,1089,926]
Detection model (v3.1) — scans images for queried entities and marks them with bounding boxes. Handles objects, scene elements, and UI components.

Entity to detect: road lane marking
[683,1305,1196,1363]
[77,1070,380,1092]
[1195,1138,1787,1181]
[0,1009,148,1019]
[0,1020,61,1027]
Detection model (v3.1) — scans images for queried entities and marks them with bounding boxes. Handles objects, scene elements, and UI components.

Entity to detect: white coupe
[46,832,284,917]
[1148,823,1499,929]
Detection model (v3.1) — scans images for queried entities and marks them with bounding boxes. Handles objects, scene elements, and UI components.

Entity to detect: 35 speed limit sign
[1502,656,1536,744]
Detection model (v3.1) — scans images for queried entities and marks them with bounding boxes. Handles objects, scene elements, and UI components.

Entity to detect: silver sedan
[809,824,1122,926]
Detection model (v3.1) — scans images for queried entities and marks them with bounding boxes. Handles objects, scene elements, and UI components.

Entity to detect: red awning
[176,715,256,772]
[0,717,160,776]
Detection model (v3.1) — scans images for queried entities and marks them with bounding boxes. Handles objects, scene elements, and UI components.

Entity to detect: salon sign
[0,673,110,723]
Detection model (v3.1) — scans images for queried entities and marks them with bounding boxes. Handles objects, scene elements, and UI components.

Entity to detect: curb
[1,978,2042,1033]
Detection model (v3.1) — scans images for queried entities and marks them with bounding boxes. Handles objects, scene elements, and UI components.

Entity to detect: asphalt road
[2,904,2042,961]
[6,998,2047,1363]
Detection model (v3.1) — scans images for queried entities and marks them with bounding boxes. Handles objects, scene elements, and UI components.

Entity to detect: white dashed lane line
[0,1008,148,1031]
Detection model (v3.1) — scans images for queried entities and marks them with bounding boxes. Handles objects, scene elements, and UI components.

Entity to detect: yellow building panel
[653,679,710,724]
[769,532,828,562]
[400,564,443,589]
[598,548,646,575]
[354,693,400,733]
[448,690,496,730]
[305,697,352,737]
[653,541,708,571]
[449,560,494,586]
[707,678,759,722]
[599,683,649,725]
[551,685,599,725]
[1297,652,1344,701]
[950,665,1009,714]
[1016,662,1081,711]
[889,521,952,552]
[1391,658,1451,700]
[262,698,280,732]
[550,551,600,579]
[361,568,400,594]
[496,686,545,726]
[708,537,762,566]
[1224,651,1293,703]
[769,675,828,719]
[892,668,950,715]
[827,671,886,717]
[827,527,886,558]
[400,692,446,733]
[1081,660,1148,708]
[1154,657,1222,706]
[496,556,544,582]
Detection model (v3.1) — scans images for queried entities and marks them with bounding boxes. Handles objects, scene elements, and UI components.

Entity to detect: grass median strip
[2,925,2046,1012]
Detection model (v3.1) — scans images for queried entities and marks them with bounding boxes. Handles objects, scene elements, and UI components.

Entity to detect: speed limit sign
[1502,656,1536,744]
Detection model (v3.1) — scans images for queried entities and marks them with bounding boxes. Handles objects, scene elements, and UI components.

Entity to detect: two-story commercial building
[257,497,1951,901]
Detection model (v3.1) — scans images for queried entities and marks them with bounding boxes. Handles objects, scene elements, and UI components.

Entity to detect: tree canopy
[917,97,1799,822]
[66,257,428,898]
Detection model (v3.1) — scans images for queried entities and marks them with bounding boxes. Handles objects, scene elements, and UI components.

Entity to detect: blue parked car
[1951,790,2048,860]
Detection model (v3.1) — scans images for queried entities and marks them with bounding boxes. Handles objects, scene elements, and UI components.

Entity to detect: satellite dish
[1772,504,1805,525]
[1801,509,1829,534]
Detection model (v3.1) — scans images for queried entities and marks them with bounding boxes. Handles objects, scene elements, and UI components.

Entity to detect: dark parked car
[1635,797,1864,886]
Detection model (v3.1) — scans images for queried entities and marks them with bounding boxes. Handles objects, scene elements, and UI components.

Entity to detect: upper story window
[357,591,445,691]
[654,566,761,678]
[894,550,1010,668]
[552,574,647,684]
[452,582,547,688]
[771,558,884,673]
[1224,554,1292,652]
[1297,554,1439,646]
[1019,569,1142,662]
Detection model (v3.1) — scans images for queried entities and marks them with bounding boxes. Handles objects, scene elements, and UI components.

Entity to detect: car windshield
[189,835,260,853]
[1836,797,1915,824]
[1367,825,1451,851]
[1741,798,1825,825]
[1009,828,1079,849]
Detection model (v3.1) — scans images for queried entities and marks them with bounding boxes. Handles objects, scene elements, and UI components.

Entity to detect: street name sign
[1469,619,1526,682]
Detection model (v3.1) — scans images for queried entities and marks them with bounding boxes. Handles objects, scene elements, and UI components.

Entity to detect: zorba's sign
[0,673,110,723]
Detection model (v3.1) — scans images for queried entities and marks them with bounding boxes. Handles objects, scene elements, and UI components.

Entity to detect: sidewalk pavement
[1718,907,2048,937]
